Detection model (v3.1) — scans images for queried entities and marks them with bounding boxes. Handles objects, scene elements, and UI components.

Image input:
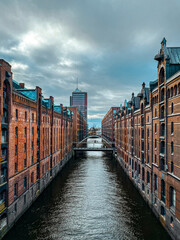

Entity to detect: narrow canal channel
[4,138,171,240]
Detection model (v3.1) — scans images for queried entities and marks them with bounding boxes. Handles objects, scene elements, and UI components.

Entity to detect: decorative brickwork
[0,59,73,236]
[114,39,180,240]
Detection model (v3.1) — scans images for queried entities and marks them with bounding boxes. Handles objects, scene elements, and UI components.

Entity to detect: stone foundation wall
[115,155,180,240]
[0,151,73,239]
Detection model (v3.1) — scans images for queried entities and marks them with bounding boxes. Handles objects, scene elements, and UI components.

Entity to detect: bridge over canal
[73,135,116,154]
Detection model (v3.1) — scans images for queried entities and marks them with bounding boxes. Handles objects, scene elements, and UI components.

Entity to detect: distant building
[66,107,86,144]
[88,127,97,136]
[101,107,120,143]
[70,88,87,135]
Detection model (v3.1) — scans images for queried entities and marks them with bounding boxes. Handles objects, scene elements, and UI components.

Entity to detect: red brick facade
[66,107,86,145]
[101,107,120,143]
[0,59,73,233]
[114,39,180,239]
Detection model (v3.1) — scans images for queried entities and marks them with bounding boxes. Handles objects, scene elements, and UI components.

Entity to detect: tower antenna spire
[77,77,78,89]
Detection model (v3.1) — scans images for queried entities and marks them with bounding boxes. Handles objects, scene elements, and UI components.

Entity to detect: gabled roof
[155,38,180,64]
[164,47,180,64]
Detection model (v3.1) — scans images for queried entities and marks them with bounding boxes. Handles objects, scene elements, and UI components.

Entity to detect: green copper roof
[17,89,37,102]
[54,106,61,113]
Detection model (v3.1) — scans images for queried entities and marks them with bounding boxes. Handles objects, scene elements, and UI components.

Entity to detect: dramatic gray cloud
[0,0,180,126]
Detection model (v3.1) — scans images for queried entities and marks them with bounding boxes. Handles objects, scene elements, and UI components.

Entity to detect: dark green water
[4,138,171,240]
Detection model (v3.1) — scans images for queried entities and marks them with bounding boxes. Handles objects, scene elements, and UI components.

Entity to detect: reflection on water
[4,138,171,240]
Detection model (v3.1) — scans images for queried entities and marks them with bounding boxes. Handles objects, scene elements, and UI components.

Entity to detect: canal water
[4,138,171,240]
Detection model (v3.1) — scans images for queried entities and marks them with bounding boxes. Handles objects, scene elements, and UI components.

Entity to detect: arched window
[171,87,173,97]
[15,127,18,138]
[142,167,145,181]
[16,109,18,120]
[32,113,34,122]
[174,85,177,95]
[25,111,27,122]
[1,128,8,143]
[138,164,140,175]
[159,68,164,84]
[171,142,174,154]
[161,89,164,101]
[169,187,176,208]
[167,89,170,98]
[171,161,174,173]
[3,89,7,104]
[31,172,34,184]
[2,109,8,123]
[178,83,180,94]
[141,103,144,114]
[160,158,165,171]
[155,123,157,133]
[171,122,174,134]
[161,123,165,136]
[171,102,174,114]
[161,179,165,203]
[24,176,27,190]
[147,171,150,183]
[154,174,158,191]
[24,127,27,137]
[147,129,149,138]
[161,106,164,119]
[161,141,165,154]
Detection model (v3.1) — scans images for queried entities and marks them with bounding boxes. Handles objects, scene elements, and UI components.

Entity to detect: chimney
[19,83,25,89]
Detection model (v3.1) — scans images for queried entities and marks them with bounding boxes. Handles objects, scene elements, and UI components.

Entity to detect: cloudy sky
[0,0,180,125]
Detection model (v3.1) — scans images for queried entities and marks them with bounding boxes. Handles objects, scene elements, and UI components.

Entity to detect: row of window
[128,159,176,208]
[15,109,35,122]
[15,126,34,138]
[14,173,34,198]
[15,142,34,155]
[167,84,180,99]
[154,102,174,118]
[15,156,34,172]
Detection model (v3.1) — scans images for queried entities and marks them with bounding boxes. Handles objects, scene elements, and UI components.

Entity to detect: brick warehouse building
[114,39,180,239]
[65,107,86,145]
[0,59,73,237]
[101,107,120,143]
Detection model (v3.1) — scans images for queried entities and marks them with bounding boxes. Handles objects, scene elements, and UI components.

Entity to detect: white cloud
[10,61,28,70]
